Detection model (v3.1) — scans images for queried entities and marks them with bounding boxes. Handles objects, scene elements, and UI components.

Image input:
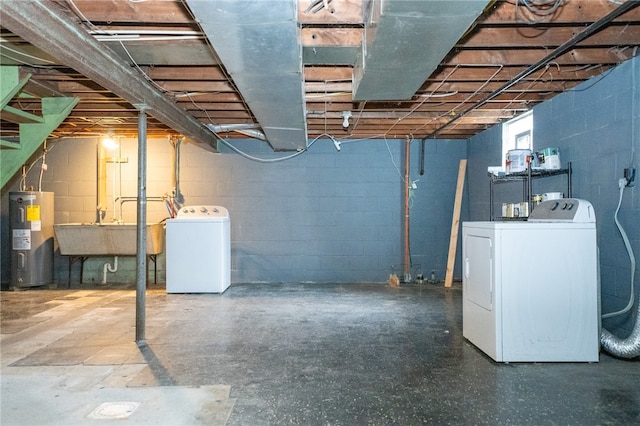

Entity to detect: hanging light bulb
[341,111,352,128]
[101,133,118,150]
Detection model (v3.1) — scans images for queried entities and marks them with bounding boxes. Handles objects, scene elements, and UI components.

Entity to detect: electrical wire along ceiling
[1,0,640,151]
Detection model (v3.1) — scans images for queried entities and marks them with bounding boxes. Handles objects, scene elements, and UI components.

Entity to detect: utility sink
[54,223,164,256]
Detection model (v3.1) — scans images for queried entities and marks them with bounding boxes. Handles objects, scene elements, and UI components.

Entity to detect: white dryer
[166,205,230,293]
[462,199,599,362]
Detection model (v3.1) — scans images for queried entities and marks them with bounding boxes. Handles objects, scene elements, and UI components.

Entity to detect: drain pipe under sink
[102,256,118,284]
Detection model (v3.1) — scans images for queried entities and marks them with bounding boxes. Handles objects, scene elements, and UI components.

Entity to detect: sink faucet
[96,203,105,225]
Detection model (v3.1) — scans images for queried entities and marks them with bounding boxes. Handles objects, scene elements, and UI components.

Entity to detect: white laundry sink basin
[54,223,164,256]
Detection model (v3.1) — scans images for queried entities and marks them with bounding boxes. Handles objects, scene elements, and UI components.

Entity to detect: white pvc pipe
[102,256,118,284]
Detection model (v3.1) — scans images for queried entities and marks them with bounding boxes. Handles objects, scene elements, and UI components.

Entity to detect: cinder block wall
[174,137,468,283]
[467,56,640,336]
[1,136,468,286]
[0,137,176,286]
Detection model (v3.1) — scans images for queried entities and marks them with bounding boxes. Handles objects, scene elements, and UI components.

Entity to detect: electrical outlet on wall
[624,167,635,187]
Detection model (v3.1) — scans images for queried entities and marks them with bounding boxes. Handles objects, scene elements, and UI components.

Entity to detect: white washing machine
[166,205,230,293]
[462,199,599,362]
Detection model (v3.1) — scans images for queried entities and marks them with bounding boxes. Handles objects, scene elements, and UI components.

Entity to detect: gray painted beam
[1,0,219,152]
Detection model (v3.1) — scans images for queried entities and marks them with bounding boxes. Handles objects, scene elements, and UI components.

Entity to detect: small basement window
[502,111,533,169]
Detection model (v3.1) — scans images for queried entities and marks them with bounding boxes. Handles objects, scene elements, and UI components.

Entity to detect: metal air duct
[207,124,267,140]
[185,0,307,151]
[353,0,490,101]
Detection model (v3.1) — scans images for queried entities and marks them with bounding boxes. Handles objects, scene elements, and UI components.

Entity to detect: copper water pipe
[404,135,411,282]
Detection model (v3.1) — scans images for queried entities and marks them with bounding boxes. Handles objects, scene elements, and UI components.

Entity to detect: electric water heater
[9,191,55,288]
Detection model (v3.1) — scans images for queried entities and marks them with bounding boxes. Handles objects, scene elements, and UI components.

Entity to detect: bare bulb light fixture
[101,134,118,150]
[341,110,352,128]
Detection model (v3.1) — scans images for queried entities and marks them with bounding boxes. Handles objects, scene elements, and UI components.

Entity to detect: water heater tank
[9,191,55,288]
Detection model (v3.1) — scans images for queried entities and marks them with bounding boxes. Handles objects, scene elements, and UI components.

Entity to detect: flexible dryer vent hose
[600,183,638,359]
[601,317,640,359]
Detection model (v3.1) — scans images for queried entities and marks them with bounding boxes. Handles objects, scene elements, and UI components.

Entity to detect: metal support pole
[135,108,148,345]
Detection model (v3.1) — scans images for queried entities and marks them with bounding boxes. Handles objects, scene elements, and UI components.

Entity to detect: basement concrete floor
[1,282,638,425]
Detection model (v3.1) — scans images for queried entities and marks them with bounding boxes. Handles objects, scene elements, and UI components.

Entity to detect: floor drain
[88,401,141,419]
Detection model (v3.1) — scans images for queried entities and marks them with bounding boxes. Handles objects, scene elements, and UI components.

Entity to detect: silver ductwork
[185,0,307,151]
[353,0,490,101]
[226,129,267,140]
[206,124,267,140]
[601,318,640,359]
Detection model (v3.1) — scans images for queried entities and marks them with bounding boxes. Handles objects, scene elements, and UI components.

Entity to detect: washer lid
[528,198,595,223]
[176,205,229,219]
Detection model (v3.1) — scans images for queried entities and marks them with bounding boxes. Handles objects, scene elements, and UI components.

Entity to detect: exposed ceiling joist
[2,0,639,143]
[1,0,219,151]
[427,0,640,138]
